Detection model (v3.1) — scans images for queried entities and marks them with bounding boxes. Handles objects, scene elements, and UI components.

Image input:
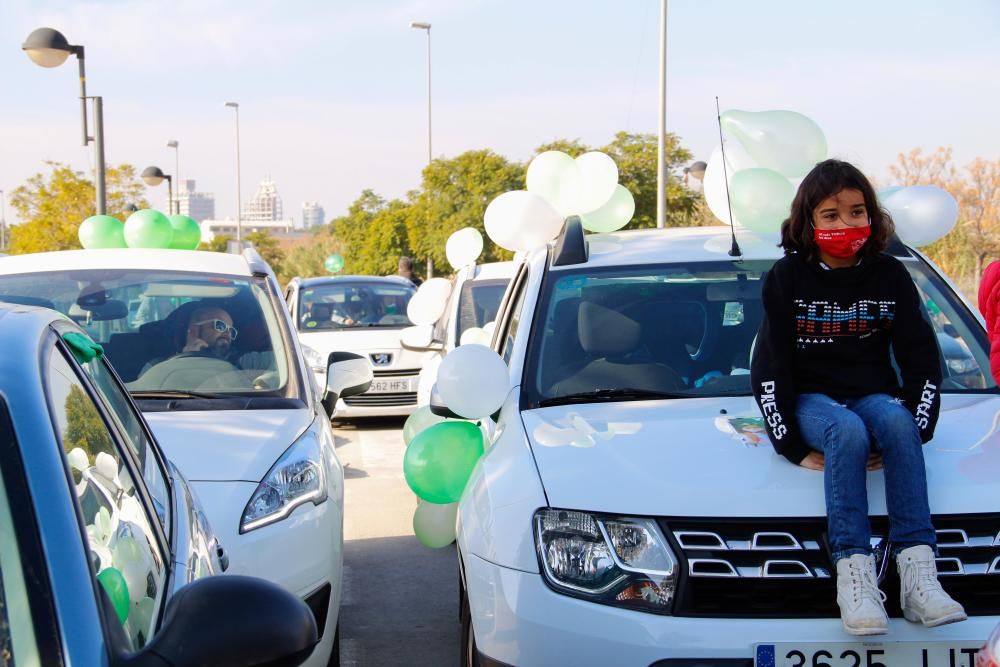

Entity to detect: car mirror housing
[400,324,443,352]
[120,575,317,667]
[326,351,373,401]
[429,382,463,419]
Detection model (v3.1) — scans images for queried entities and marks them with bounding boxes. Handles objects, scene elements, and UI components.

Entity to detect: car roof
[0,249,255,277]
[0,303,67,388]
[295,275,417,288]
[468,261,516,281]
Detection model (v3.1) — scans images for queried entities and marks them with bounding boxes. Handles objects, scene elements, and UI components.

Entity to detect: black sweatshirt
[750,252,943,464]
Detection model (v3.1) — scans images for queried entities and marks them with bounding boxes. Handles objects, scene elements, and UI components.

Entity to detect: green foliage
[9,162,148,254]
[198,235,232,253]
[63,385,114,462]
[245,230,285,278]
[280,228,344,286]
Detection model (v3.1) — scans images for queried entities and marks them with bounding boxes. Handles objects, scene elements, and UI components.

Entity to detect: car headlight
[301,344,326,373]
[534,509,677,614]
[946,356,977,374]
[240,431,328,533]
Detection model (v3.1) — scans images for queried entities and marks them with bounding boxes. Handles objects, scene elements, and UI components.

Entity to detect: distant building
[302,201,325,228]
[244,177,283,222]
[200,218,298,243]
[174,179,215,223]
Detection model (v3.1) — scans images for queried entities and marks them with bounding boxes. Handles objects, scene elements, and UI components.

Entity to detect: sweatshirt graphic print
[750,253,942,464]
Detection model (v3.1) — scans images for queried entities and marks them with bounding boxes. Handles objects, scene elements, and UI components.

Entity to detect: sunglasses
[193,319,238,339]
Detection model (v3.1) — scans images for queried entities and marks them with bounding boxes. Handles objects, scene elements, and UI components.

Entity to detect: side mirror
[122,575,317,667]
[326,351,373,402]
[400,324,443,352]
[429,382,463,419]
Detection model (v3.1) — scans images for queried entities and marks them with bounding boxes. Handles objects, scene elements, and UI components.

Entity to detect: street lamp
[142,166,173,214]
[22,27,107,215]
[410,20,433,277]
[224,102,242,242]
[684,160,707,187]
[167,139,179,213]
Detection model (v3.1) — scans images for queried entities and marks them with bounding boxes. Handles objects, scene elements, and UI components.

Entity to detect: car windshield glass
[0,270,296,398]
[298,281,415,330]
[529,259,995,406]
[456,279,509,338]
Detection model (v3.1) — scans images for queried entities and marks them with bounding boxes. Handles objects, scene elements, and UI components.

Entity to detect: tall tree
[8,162,148,254]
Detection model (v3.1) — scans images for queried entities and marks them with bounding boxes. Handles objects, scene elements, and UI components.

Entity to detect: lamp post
[656,0,668,228]
[167,140,179,213]
[224,102,242,242]
[22,27,106,215]
[142,166,173,214]
[409,21,433,277]
[0,189,6,251]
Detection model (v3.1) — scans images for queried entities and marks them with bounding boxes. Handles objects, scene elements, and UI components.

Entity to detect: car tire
[460,591,480,667]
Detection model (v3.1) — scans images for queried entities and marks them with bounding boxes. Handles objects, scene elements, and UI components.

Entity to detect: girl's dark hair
[779,159,894,261]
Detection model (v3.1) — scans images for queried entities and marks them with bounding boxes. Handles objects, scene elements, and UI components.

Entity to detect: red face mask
[814,225,871,258]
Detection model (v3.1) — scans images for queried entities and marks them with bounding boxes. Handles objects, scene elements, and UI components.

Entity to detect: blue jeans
[796,393,937,563]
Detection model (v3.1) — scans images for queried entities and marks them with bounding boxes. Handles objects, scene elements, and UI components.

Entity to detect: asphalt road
[335,417,460,667]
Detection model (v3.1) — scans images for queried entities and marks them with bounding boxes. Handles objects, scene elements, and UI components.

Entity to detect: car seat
[547,301,684,396]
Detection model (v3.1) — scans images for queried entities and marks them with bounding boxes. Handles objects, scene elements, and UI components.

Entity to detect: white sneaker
[836,553,889,636]
[897,545,967,627]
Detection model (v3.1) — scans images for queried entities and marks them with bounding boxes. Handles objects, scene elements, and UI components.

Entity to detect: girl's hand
[866,454,884,471]
[799,451,825,471]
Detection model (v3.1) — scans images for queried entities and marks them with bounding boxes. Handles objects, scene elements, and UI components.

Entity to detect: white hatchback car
[447,222,1000,666]
[411,261,515,406]
[285,275,433,418]
[0,248,372,667]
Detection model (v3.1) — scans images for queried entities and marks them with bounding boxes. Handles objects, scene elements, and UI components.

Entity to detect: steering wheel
[136,352,241,391]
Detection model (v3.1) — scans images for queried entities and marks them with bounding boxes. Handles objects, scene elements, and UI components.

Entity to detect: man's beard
[212,339,232,358]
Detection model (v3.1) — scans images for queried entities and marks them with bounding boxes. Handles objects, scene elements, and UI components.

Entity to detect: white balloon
[406,291,447,326]
[437,344,509,419]
[412,501,458,549]
[484,190,564,252]
[526,151,579,215]
[460,327,489,346]
[885,185,959,247]
[482,321,496,340]
[420,277,452,301]
[580,184,635,233]
[68,447,89,471]
[445,227,484,270]
[575,152,619,213]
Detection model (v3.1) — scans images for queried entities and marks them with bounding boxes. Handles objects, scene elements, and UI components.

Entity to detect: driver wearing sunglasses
[183,307,238,358]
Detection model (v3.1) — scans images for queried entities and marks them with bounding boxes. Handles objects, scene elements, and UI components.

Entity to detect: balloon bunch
[78,209,202,251]
[703,109,828,236]
[402,344,509,548]
[484,151,636,252]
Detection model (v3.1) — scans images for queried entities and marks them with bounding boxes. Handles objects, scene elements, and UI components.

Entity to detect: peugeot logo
[370,353,392,366]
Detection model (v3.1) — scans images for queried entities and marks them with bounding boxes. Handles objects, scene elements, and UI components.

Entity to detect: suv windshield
[298,280,415,331]
[0,269,299,401]
[528,259,995,406]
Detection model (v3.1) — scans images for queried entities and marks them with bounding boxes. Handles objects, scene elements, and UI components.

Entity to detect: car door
[480,265,530,443]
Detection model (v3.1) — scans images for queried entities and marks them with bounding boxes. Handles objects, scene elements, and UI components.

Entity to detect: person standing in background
[977,260,1000,385]
[397,256,423,287]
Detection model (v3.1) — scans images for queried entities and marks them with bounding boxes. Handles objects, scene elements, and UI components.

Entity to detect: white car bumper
[464,552,997,667]
[191,480,343,667]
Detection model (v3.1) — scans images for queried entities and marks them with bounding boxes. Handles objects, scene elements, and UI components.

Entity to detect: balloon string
[716,96,742,258]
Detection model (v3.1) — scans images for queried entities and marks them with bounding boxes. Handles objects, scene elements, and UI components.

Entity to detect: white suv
[0,248,372,667]
[449,221,1000,666]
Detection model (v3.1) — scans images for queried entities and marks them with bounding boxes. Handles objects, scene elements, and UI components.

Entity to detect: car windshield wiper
[537,387,689,407]
[130,389,221,400]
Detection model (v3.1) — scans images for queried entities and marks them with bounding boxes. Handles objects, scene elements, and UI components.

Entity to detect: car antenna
[716,96,742,260]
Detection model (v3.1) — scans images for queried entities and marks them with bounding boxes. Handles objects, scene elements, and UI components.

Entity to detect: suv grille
[661,515,1000,618]
[343,392,417,407]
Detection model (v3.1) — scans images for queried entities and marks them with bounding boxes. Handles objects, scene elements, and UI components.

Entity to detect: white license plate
[755,642,982,667]
[368,377,415,394]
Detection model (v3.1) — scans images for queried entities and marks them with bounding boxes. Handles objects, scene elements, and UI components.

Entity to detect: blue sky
[1,0,998,225]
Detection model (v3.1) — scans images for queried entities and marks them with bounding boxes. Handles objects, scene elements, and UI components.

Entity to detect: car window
[79,357,170,532]
[298,281,415,331]
[526,258,994,406]
[0,270,297,400]
[0,459,40,667]
[455,279,509,342]
[47,347,168,651]
[498,272,529,366]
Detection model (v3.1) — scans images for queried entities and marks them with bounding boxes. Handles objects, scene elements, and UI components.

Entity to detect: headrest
[311,303,333,321]
[578,301,640,357]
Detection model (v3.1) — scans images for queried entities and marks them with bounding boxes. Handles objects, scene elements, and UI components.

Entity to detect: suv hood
[521,394,1000,517]
[144,409,313,482]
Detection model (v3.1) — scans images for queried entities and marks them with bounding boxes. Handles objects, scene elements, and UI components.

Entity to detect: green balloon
[167,214,202,250]
[403,421,484,504]
[580,184,636,233]
[124,209,173,249]
[79,215,126,249]
[403,406,448,445]
[324,254,345,273]
[97,567,130,624]
[729,168,796,235]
